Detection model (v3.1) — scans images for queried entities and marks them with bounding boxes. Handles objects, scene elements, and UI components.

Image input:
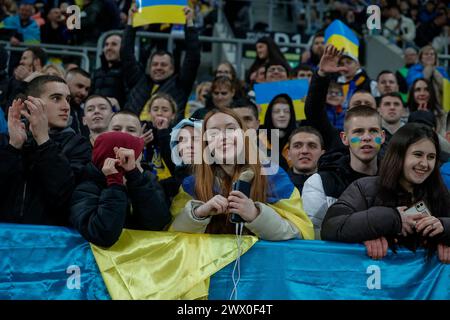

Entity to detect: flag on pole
[133,0,187,27]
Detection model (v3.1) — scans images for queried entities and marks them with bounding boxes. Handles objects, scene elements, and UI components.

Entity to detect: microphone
[230,169,255,223]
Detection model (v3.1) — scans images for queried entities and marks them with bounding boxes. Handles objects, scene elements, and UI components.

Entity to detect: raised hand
[318,45,349,76]
[8,99,27,149]
[127,1,138,26]
[184,6,194,25]
[114,147,136,172]
[21,96,49,146]
[154,116,170,130]
[364,237,388,260]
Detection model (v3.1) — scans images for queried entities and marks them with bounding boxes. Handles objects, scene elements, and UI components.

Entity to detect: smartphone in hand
[403,201,431,217]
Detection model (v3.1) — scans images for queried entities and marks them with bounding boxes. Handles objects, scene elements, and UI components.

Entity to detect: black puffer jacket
[70,163,171,247]
[304,70,345,152]
[91,54,126,107]
[322,176,450,248]
[0,127,91,225]
[316,150,369,199]
[120,25,201,124]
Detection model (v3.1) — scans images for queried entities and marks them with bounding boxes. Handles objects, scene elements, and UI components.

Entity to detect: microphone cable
[230,221,244,300]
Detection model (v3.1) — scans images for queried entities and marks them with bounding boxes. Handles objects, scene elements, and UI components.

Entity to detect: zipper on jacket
[20,181,27,217]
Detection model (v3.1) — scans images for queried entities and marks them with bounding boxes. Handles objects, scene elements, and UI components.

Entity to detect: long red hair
[194,108,267,234]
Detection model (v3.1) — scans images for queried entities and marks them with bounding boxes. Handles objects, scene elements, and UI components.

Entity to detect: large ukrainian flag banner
[325,20,359,61]
[254,79,309,123]
[1,223,450,299]
[133,0,187,27]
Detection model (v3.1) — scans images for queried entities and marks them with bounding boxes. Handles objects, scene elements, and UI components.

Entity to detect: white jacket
[302,173,338,239]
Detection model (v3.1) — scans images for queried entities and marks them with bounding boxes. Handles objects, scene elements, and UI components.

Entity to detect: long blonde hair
[194,108,267,233]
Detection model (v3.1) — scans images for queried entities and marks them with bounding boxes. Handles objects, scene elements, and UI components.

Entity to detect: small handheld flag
[254,79,309,122]
[133,0,187,27]
[325,20,359,61]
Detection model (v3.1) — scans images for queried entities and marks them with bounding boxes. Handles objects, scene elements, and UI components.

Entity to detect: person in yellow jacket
[169,108,314,240]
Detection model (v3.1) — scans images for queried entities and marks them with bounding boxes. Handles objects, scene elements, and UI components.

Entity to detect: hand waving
[318,45,349,76]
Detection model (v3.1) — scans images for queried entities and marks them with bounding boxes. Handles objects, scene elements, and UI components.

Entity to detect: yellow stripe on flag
[326,34,359,60]
[133,5,186,27]
[258,99,306,124]
[443,78,450,112]
[91,230,257,299]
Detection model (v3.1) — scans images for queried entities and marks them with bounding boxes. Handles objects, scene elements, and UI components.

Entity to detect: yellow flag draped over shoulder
[91,230,257,300]
[443,77,450,112]
[133,0,187,27]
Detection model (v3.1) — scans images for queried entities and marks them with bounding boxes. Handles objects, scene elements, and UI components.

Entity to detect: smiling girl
[169,108,314,240]
[322,123,450,263]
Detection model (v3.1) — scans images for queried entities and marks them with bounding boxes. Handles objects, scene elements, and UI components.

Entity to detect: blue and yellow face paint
[349,136,383,150]
[374,137,383,150]
[350,137,361,147]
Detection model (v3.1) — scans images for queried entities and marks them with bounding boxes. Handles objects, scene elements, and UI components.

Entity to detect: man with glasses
[265,60,290,82]
[325,82,345,131]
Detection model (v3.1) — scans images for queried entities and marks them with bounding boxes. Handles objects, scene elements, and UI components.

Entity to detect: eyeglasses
[327,91,343,97]
[267,66,286,73]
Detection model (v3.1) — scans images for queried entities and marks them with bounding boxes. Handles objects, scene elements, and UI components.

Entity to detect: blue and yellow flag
[254,79,309,123]
[171,168,315,241]
[325,19,359,61]
[2,223,450,299]
[133,0,187,27]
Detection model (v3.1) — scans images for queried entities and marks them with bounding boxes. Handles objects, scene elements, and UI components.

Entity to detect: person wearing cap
[70,131,171,247]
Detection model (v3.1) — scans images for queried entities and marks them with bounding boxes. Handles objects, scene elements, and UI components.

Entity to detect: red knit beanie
[92,131,145,185]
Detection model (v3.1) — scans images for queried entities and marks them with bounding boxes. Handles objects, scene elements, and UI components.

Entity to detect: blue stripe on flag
[325,20,359,47]
[139,0,187,7]
[254,79,309,105]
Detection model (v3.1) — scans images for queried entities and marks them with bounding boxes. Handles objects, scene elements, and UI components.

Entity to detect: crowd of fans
[0,0,449,266]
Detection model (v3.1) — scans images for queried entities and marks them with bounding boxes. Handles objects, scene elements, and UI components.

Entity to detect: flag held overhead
[133,0,187,27]
[325,20,359,61]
